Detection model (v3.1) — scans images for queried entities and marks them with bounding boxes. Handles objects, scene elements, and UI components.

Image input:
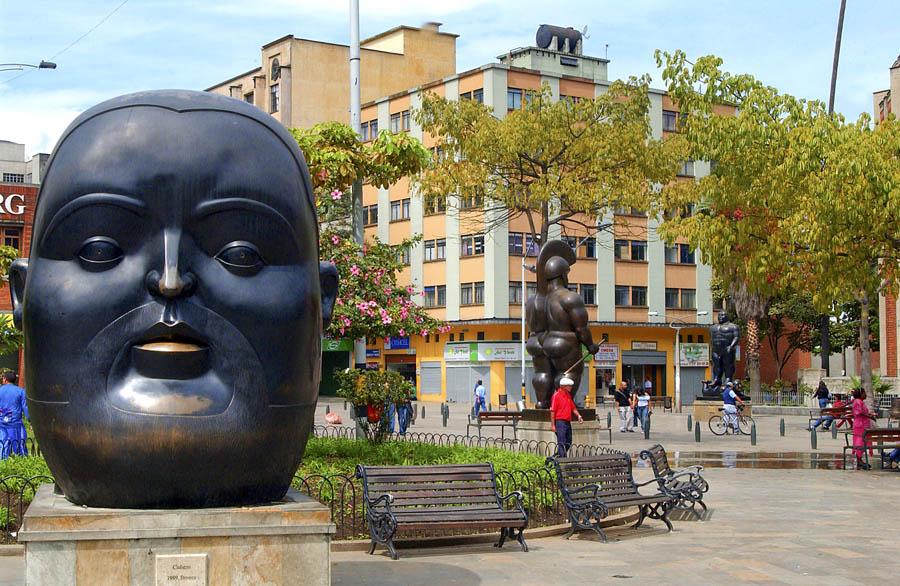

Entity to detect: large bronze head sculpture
[9,90,338,508]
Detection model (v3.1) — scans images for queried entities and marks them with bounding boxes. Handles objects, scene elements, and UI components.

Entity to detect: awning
[622,350,667,365]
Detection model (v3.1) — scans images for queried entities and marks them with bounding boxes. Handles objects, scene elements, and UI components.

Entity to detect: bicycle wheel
[708,416,726,436]
[738,416,753,435]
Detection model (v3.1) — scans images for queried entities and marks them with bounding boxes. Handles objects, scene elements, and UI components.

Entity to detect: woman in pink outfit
[851,388,877,470]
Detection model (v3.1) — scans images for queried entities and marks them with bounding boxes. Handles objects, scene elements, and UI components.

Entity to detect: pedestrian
[809,396,845,431]
[636,387,652,429]
[813,380,830,409]
[614,381,634,432]
[473,379,487,416]
[550,377,582,458]
[643,375,653,396]
[850,388,877,470]
[886,448,900,470]
[0,371,28,459]
[721,381,744,434]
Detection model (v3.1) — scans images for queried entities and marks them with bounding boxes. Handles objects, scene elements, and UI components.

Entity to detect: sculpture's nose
[146,229,196,299]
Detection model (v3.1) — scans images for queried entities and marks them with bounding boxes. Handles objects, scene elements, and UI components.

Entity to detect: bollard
[750,422,757,446]
[831,425,837,440]
[325,405,330,415]
[694,421,701,443]
[687,414,693,432]
[780,418,785,437]
[607,411,612,428]
[442,407,448,428]
[643,416,651,439]
[343,401,347,411]
[810,426,817,450]
[421,405,425,419]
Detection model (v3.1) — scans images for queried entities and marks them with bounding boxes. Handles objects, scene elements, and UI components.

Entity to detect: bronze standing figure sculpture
[526,240,599,408]
[9,90,338,508]
[710,311,740,389]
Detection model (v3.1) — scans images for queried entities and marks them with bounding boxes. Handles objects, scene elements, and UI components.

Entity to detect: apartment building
[0,140,48,185]
[354,27,716,409]
[207,24,718,408]
[875,54,900,379]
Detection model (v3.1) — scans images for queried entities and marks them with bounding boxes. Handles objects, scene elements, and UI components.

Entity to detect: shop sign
[365,349,381,359]
[444,344,472,362]
[680,343,709,367]
[0,194,25,215]
[443,342,522,362]
[322,338,352,352]
[593,343,619,367]
[632,341,657,351]
[384,336,410,350]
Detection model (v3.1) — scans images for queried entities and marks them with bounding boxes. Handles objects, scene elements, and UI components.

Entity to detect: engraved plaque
[155,553,208,585]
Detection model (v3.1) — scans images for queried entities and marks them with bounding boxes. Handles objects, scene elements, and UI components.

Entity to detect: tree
[0,245,22,355]
[761,290,820,380]
[289,122,446,341]
[653,50,831,394]
[415,80,685,245]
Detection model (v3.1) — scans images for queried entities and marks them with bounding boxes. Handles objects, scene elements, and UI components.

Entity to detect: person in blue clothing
[721,380,744,434]
[0,371,28,458]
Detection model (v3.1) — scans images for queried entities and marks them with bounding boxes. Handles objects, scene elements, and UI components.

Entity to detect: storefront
[320,338,352,396]
[0,182,37,377]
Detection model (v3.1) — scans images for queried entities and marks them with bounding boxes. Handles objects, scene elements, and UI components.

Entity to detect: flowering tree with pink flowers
[290,122,446,340]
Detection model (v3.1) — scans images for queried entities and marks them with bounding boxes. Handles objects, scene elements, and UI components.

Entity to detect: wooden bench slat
[364,481,496,492]
[390,497,499,507]
[366,472,494,483]
[397,519,528,531]
[364,464,492,474]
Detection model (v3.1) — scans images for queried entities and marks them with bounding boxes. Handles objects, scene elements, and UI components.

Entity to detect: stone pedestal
[18,485,334,586]
[518,418,604,446]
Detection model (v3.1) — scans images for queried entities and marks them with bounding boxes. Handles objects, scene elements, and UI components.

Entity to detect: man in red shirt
[551,377,583,458]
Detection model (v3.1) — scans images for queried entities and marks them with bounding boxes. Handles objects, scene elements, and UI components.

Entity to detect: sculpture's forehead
[35,106,310,231]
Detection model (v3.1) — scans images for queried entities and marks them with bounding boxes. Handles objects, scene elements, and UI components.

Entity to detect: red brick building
[0,182,37,372]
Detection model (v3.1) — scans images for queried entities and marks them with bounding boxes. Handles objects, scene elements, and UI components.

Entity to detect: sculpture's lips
[135,340,206,353]
[131,324,210,380]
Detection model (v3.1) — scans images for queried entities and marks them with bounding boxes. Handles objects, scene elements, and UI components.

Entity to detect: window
[424,285,446,307]
[459,333,465,341]
[678,159,695,177]
[402,110,411,131]
[526,283,537,299]
[449,333,455,341]
[425,197,446,215]
[461,89,484,103]
[614,206,646,216]
[581,284,596,305]
[687,335,694,343]
[390,198,411,221]
[364,204,378,226]
[269,84,280,113]
[665,288,680,308]
[459,194,483,209]
[567,284,578,293]
[582,237,596,258]
[615,285,630,306]
[509,232,524,256]
[424,238,446,261]
[474,282,484,304]
[631,286,648,307]
[477,331,485,341]
[369,119,378,138]
[562,236,578,252]
[460,234,485,256]
[509,282,523,303]
[663,109,678,132]
[244,92,254,104]
[614,240,629,260]
[2,173,24,183]
[361,121,370,142]
[511,331,520,341]
[525,234,539,256]
[2,228,20,251]
[630,241,647,262]
[713,297,725,310]
[665,243,695,264]
[398,246,410,266]
[698,335,704,343]
[507,88,523,110]
[390,113,401,133]
[680,289,696,309]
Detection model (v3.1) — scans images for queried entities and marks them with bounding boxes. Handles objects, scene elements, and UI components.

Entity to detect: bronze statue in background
[9,90,338,508]
[526,240,600,408]
[710,311,739,389]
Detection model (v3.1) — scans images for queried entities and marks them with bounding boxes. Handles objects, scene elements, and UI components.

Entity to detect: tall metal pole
[820,0,846,376]
[673,326,682,413]
[521,259,527,406]
[349,0,366,369]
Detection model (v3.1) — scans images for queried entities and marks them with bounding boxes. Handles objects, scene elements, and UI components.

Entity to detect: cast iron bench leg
[495,527,508,548]
[633,505,646,529]
[516,527,529,552]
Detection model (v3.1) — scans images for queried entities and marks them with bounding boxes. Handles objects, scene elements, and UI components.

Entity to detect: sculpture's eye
[215,241,265,275]
[77,237,123,268]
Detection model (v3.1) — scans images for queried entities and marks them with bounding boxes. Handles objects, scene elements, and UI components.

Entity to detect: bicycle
[708,405,754,436]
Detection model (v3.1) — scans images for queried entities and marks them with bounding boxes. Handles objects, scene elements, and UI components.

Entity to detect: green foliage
[849,374,892,395]
[334,369,418,443]
[290,121,444,341]
[416,81,685,243]
[0,455,51,484]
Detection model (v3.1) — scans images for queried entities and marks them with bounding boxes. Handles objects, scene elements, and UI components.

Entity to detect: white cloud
[0,89,107,154]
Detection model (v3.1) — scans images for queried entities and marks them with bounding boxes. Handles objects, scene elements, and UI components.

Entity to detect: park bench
[355,463,528,559]
[639,444,709,519]
[807,405,853,430]
[466,411,523,439]
[650,396,673,413]
[842,428,900,470]
[547,453,674,542]
[888,402,900,428]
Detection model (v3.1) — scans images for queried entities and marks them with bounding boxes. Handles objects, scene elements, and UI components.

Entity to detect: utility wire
[1,0,132,86]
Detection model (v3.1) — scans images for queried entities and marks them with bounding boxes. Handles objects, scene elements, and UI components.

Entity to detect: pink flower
[331,189,343,200]
[350,265,360,277]
[406,286,414,294]
[331,234,340,245]
[399,329,405,336]
[420,330,428,337]
[342,317,351,327]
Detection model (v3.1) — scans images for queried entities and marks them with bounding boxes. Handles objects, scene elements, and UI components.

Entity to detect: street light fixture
[649,310,709,413]
[0,60,57,72]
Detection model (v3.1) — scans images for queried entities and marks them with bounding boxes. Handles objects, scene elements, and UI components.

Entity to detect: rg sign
[0,194,25,215]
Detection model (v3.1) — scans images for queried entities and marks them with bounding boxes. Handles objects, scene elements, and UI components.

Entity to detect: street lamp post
[0,60,57,73]
[649,310,708,413]
[521,259,536,407]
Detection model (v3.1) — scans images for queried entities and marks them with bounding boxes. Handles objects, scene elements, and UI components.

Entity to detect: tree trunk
[858,292,875,414]
[746,318,761,394]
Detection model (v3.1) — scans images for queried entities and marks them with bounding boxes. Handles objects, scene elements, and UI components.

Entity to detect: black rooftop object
[9,90,338,508]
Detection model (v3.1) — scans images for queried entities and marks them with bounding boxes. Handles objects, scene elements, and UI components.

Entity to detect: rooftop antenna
[581,25,591,39]
[605,43,609,59]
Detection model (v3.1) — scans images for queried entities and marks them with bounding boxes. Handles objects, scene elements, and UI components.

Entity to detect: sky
[1,0,896,155]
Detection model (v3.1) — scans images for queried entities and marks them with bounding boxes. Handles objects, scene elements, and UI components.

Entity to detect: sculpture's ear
[8,258,27,330]
[319,261,339,329]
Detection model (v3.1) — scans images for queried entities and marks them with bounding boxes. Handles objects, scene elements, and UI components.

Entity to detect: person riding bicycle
[722,380,745,434]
